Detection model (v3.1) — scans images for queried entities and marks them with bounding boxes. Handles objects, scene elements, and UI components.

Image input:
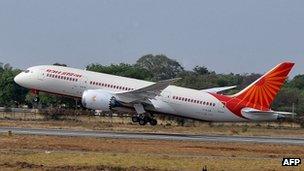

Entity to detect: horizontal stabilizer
[242,107,295,115]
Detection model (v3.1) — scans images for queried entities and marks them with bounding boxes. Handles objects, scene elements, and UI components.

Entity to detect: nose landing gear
[30,90,40,108]
[33,96,40,103]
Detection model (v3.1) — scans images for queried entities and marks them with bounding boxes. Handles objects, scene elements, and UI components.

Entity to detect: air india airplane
[14,62,294,125]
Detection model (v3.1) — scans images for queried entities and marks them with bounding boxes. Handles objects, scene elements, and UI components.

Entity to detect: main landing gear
[132,103,158,126]
[132,114,158,126]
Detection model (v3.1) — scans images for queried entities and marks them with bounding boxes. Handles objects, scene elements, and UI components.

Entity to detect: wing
[201,85,236,93]
[114,78,180,103]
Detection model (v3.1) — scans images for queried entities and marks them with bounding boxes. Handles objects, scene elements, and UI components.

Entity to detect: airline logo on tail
[232,62,294,110]
[211,62,295,118]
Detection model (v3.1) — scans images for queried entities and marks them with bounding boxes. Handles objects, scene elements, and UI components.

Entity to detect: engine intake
[82,90,119,111]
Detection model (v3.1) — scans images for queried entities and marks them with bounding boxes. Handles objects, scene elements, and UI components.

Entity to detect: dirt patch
[1,134,303,171]
[0,162,158,171]
[1,134,303,158]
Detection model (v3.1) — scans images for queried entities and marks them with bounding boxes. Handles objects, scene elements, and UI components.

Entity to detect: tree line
[0,54,303,115]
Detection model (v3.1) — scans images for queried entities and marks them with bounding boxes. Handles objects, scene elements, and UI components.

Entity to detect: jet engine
[81,90,120,111]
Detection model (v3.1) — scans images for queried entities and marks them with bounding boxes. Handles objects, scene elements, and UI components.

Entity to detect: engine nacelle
[81,90,118,111]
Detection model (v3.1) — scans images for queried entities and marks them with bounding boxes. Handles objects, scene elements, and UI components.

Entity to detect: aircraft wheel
[139,118,147,125]
[33,96,39,103]
[149,119,157,126]
[132,116,139,122]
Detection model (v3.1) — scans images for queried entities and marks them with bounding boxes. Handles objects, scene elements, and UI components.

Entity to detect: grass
[0,134,303,171]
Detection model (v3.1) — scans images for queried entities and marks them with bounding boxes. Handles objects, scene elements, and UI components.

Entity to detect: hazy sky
[0,0,303,76]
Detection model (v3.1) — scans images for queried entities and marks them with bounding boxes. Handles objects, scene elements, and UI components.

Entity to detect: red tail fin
[232,62,294,110]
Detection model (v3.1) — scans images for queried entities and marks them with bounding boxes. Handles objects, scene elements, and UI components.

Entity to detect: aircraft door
[76,77,88,97]
[217,101,227,113]
[37,68,46,81]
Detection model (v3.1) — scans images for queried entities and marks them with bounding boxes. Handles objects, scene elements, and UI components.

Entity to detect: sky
[0,0,303,76]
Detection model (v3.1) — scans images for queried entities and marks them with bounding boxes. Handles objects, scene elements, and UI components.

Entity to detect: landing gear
[31,90,40,108]
[132,103,157,126]
[33,96,40,103]
[30,90,40,104]
[132,116,139,122]
[32,95,40,109]
[132,114,158,126]
[149,118,157,126]
[139,117,148,125]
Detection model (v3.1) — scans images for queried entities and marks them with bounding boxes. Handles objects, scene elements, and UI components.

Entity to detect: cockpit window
[24,70,30,73]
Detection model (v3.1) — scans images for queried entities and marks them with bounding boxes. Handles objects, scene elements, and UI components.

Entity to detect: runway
[0,127,304,145]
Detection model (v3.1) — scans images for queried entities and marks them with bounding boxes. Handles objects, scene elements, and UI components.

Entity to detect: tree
[238,73,261,89]
[272,88,304,114]
[86,63,153,80]
[288,74,304,90]
[25,92,77,109]
[0,68,28,107]
[3,63,12,70]
[193,66,210,75]
[53,63,67,67]
[0,62,3,72]
[216,73,243,88]
[136,54,184,81]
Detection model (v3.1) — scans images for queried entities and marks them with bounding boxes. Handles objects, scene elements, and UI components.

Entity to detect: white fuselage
[14,65,248,122]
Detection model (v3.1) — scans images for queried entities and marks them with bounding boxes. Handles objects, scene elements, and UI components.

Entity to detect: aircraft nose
[14,73,23,85]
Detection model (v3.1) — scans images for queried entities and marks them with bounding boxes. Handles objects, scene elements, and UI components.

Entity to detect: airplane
[14,61,295,125]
